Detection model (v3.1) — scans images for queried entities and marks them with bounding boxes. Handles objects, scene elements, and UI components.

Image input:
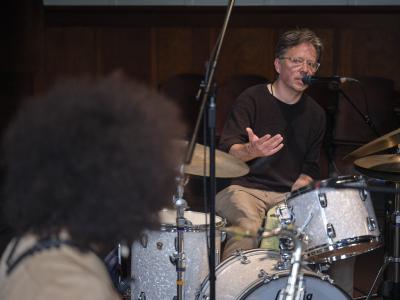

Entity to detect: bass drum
[196,249,350,300]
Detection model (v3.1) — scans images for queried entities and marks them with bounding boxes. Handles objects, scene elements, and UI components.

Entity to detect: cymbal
[354,154,400,181]
[179,141,249,178]
[345,128,400,159]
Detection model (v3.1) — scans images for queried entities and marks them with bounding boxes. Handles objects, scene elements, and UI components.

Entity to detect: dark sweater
[219,84,326,193]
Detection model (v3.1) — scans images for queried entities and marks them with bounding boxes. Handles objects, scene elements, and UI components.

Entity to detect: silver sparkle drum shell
[131,209,224,300]
[287,175,381,263]
[196,249,350,300]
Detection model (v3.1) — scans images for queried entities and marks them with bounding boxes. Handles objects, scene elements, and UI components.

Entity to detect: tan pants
[216,184,355,297]
[216,185,285,259]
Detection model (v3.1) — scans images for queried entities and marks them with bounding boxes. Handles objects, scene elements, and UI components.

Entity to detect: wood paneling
[6,4,400,107]
[216,28,275,82]
[35,6,400,91]
[156,27,210,84]
[98,27,152,82]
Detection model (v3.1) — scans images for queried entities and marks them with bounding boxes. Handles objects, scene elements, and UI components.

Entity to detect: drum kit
[120,128,400,299]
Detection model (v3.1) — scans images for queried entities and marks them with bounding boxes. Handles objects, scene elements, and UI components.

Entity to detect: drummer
[216,28,354,296]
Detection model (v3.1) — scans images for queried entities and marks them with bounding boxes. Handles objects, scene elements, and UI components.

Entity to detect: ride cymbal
[354,154,400,181]
[178,141,249,178]
[345,128,400,159]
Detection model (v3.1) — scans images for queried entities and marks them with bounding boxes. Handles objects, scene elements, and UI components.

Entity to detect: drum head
[239,274,351,300]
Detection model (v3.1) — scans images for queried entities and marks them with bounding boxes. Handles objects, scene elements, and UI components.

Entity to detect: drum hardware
[171,165,190,300]
[319,192,328,207]
[276,227,307,300]
[276,237,294,271]
[275,203,294,225]
[233,249,251,265]
[326,223,336,239]
[367,217,378,232]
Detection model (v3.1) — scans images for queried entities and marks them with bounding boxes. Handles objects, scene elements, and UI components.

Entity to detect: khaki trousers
[216,185,285,259]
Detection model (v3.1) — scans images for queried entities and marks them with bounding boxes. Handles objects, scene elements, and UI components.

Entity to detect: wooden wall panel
[8,4,400,103]
[216,28,275,83]
[155,27,210,85]
[98,28,152,83]
[44,27,97,85]
[337,29,400,89]
[313,29,335,76]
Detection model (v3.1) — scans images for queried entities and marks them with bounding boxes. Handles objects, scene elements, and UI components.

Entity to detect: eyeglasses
[280,56,320,72]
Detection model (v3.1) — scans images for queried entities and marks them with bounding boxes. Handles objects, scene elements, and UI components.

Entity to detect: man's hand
[229,127,284,162]
[246,127,284,159]
[291,174,313,191]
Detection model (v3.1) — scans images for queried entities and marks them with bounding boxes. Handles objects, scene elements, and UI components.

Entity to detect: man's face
[274,42,318,93]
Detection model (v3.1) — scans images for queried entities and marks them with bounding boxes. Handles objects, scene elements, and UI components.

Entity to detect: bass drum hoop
[237,272,352,300]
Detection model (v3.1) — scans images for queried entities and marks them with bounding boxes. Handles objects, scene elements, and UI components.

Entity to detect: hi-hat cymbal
[354,154,400,181]
[345,128,400,160]
[179,141,249,178]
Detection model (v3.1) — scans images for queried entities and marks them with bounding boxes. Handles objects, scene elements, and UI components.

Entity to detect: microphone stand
[328,81,381,138]
[181,1,236,299]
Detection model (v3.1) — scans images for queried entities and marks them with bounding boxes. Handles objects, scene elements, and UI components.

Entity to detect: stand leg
[381,184,400,300]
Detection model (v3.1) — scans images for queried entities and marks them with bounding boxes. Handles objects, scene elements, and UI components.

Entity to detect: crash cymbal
[354,154,400,181]
[345,128,400,160]
[178,141,249,178]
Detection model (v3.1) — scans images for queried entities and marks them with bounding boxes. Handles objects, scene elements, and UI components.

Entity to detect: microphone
[302,75,358,85]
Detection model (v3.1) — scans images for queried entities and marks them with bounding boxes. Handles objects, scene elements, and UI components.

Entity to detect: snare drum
[131,209,224,300]
[196,249,350,300]
[285,175,381,263]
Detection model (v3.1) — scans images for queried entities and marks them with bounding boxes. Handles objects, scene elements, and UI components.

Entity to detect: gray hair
[275,28,323,62]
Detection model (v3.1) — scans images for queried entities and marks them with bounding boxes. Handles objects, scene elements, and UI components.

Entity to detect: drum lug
[318,192,327,208]
[221,231,227,242]
[367,217,377,231]
[326,223,336,238]
[156,241,163,250]
[258,268,268,278]
[138,291,146,300]
[359,189,368,201]
[276,204,294,225]
[320,273,335,284]
[234,250,251,264]
[258,269,277,283]
[140,234,148,248]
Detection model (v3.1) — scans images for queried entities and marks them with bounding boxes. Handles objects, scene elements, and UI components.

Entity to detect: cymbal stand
[365,180,400,300]
[184,1,236,299]
[277,228,306,300]
[171,165,189,300]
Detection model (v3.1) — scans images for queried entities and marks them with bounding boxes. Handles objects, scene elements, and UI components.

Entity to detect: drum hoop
[158,209,226,232]
[287,174,365,200]
[304,235,382,263]
[235,271,352,300]
[196,249,280,298]
[319,175,364,188]
[160,218,225,232]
